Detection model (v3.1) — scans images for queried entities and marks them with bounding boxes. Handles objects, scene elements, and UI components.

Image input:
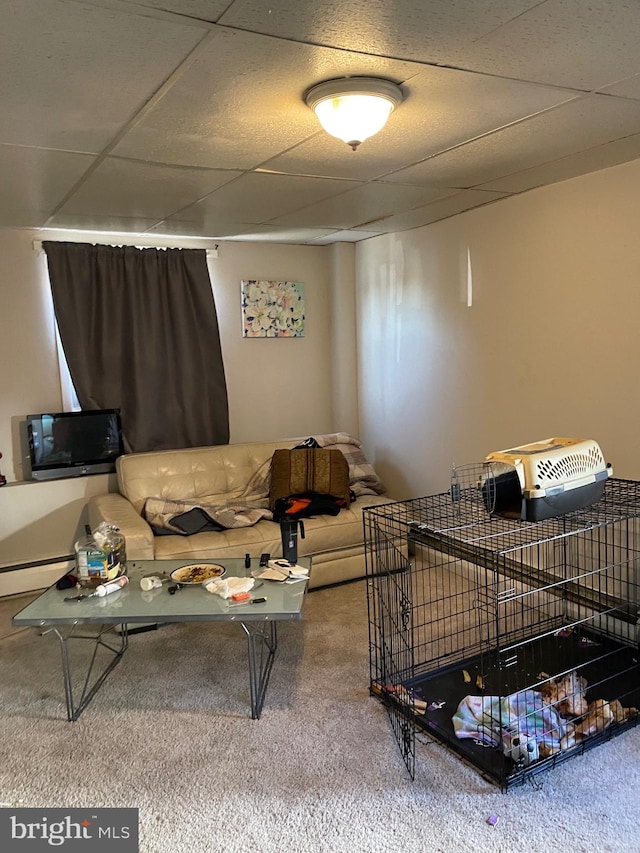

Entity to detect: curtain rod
[32,240,219,257]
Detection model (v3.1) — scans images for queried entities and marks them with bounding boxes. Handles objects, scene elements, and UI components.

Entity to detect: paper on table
[205,577,255,598]
[267,560,309,576]
[256,567,288,582]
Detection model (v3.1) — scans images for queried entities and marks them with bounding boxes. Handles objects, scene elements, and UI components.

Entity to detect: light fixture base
[305,76,403,111]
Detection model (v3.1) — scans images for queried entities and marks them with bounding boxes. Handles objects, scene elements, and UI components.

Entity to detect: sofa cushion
[151,495,391,562]
[117,439,299,514]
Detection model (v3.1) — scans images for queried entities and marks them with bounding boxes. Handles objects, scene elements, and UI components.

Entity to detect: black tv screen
[27,409,124,481]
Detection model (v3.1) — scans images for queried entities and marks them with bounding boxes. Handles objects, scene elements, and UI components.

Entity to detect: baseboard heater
[0,555,73,574]
[0,556,73,598]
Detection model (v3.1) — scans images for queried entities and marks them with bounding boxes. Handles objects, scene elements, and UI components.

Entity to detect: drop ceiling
[4,0,640,244]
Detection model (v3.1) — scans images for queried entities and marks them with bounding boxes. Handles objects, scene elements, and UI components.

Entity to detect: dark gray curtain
[43,241,229,452]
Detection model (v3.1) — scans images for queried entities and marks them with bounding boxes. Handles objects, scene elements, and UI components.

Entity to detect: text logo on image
[0,808,138,851]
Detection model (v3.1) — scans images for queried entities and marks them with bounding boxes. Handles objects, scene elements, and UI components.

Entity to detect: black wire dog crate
[364,475,640,789]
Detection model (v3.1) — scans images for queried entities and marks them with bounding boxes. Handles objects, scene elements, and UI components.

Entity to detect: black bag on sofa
[272,492,347,522]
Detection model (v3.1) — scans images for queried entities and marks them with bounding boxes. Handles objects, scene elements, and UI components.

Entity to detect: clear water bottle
[93,522,127,580]
[75,525,109,588]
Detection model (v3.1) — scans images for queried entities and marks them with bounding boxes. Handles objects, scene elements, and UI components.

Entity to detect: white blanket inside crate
[453,690,566,753]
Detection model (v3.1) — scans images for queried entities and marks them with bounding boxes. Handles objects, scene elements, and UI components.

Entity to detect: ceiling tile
[478,134,640,193]
[447,0,640,91]
[0,0,207,151]
[215,226,340,243]
[56,157,242,219]
[147,219,338,242]
[44,213,167,233]
[268,182,455,229]
[118,0,230,19]
[356,190,509,233]
[0,145,96,226]
[164,172,361,226]
[219,0,537,64]
[309,229,381,244]
[598,74,640,100]
[146,219,254,237]
[386,95,640,189]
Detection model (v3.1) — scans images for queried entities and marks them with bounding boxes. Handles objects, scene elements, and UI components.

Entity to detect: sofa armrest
[88,494,155,560]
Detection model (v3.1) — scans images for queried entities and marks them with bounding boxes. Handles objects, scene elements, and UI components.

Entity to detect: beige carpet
[1,580,639,853]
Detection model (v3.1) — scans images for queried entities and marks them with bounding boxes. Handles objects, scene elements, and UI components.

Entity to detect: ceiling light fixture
[305,76,403,151]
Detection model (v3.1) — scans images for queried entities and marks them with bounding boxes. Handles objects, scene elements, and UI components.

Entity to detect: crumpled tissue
[205,577,255,599]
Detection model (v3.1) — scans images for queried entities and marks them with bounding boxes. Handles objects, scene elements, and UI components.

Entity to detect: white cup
[140,576,163,591]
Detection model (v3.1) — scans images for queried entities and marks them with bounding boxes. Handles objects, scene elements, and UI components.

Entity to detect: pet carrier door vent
[536,446,605,485]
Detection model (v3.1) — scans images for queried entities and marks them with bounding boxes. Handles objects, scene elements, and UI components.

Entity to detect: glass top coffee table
[12,557,310,722]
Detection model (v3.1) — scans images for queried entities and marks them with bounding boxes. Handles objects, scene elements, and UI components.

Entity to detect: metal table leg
[51,624,128,721]
[47,619,276,721]
[241,620,278,719]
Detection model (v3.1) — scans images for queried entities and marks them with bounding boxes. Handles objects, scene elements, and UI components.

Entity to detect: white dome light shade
[305,77,403,150]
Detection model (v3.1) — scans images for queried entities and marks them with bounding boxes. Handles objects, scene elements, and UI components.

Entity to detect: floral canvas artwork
[241,280,305,337]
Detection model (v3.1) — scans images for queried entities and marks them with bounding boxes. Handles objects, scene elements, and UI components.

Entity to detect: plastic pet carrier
[484,437,612,521]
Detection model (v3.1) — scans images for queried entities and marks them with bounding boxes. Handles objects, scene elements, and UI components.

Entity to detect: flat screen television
[26,409,124,481]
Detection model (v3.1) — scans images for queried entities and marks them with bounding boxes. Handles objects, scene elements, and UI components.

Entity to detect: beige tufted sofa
[88,436,392,589]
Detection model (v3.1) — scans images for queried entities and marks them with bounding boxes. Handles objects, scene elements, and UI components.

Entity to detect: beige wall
[356,157,640,500]
[209,240,341,443]
[0,229,356,574]
[0,230,61,483]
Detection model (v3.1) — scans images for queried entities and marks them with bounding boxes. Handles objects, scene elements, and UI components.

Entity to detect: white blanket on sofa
[143,433,386,534]
[314,432,387,497]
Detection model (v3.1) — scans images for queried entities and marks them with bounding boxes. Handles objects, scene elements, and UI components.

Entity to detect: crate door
[364,507,416,778]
